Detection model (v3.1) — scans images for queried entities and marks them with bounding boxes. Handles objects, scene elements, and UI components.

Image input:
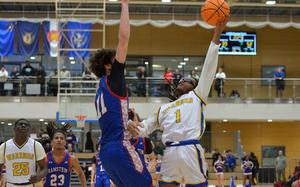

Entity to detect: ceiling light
[144,61,149,65]
[1,122,4,125]
[8,123,12,126]
[266,0,276,5]
[184,57,189,62]
[178,65,183,68]
[180,62,186,65]
[267,119,273,122]
[162,0,171,2]
[30,56,36,60]
[109,0,118,2]
[69,57,75,60]
[194,67,198,70]
[61,122,66,125]
[44,122,48,125]
[152,64,163,68]
[223,119,228,122]
[70,61,76,64]
[222,130,227,133]
[39,119,44,122]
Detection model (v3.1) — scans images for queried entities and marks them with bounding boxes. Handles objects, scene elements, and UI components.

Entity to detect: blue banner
[67,22,92,58]
[17,21,40,56]
[43,21,65,56]
[0,21,16,56]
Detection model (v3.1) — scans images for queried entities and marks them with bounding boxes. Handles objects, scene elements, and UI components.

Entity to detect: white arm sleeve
[0,143,5,164]
[139,108,161,137]
[35,141,46,161]
[194,42,219,102]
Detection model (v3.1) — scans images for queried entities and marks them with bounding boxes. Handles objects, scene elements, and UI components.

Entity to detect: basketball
[201,0,230,26]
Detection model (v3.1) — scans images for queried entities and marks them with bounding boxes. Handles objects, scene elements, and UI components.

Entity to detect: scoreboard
[219,32,256,55]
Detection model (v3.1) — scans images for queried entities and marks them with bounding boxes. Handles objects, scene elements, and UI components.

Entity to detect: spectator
[230,89,240,99]
[173,69,182,86]
[214,67,226,97]
[137,66,147,96]
[82,67,95,93]
[250,152,259,185]
[225,149,237,172]
[10,66,21,96]
[36,64,46,96]
[60,65,71,93]
[163,67,173,95]
[274,67,285,98]
[48,69,58,96]
[275,150,287,182]
[0,66,9,96]
[212,148,222,165]
[85,131,94,153]
[21,60,35,77]
[66,130,77,152]
[188,70,199,80]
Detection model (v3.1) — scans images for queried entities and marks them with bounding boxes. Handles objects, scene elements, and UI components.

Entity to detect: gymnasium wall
[211,122,300,174]
[92,24,300,78]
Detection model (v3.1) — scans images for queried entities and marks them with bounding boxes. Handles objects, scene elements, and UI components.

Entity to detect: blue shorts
[100,141,152,187]
[96,173,111,187]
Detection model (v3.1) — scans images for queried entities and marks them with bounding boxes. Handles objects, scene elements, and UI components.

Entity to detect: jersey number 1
[175,109,181,123]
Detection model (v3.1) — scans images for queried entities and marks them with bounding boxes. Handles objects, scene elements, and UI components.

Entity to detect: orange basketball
[201,0,230,26]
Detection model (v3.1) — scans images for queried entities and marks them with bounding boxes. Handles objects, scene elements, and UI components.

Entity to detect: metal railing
[1,77,300,100]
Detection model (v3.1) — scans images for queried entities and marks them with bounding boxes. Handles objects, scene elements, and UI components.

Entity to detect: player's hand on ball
[214,17,228,34]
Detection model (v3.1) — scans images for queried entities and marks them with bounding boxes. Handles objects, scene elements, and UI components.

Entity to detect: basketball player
[0,118,47,187]
[241,155,254,186]
[44,123,86,187]
[128,18,228,187]
[89,0,152,186]
[91,144,110,187]
[214,155,225,187]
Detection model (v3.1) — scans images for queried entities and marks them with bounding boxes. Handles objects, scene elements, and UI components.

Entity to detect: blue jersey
[44,151,71,187]
[95,76,130,144]
[96,152,106,175]
[131,137,145,162]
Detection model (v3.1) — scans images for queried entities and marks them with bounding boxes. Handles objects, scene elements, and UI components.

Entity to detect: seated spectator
[10,66,21,96]
[225,149,237,172]
[230,90,240,99]
[22,60,35,77]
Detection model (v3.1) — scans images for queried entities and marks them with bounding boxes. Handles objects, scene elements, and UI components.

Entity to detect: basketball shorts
[159,144,208,187]
[100,140,152,187]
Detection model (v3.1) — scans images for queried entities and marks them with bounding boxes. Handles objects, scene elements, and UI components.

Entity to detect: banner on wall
[67,21,92,58]
[0,21,16,56]
[17,21,40,56]
[43,21,66,57]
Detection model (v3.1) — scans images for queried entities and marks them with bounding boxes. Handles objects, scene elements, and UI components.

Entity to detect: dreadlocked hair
[89,49,116,78]
[46,122,72,140]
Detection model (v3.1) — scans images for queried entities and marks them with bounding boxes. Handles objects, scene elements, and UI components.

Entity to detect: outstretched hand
[212,16,229,45]
[127,121,143,138]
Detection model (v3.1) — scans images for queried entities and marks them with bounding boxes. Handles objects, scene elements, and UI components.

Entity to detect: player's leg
[180,145,208,187]
[243,175,247,186]
[159,147,181,187]
[100,141,152,187]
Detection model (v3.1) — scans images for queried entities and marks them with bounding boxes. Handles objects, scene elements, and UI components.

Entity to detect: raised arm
[115,0,130,64]
[195,19,228,101]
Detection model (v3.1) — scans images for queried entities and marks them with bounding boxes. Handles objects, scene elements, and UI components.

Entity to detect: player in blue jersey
[91,144,111,187]
[89,0,152,186]
[44,123,87,187]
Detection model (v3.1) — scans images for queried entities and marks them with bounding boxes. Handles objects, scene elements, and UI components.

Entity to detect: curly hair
[46,122,71,140]
[89,49,116,78]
